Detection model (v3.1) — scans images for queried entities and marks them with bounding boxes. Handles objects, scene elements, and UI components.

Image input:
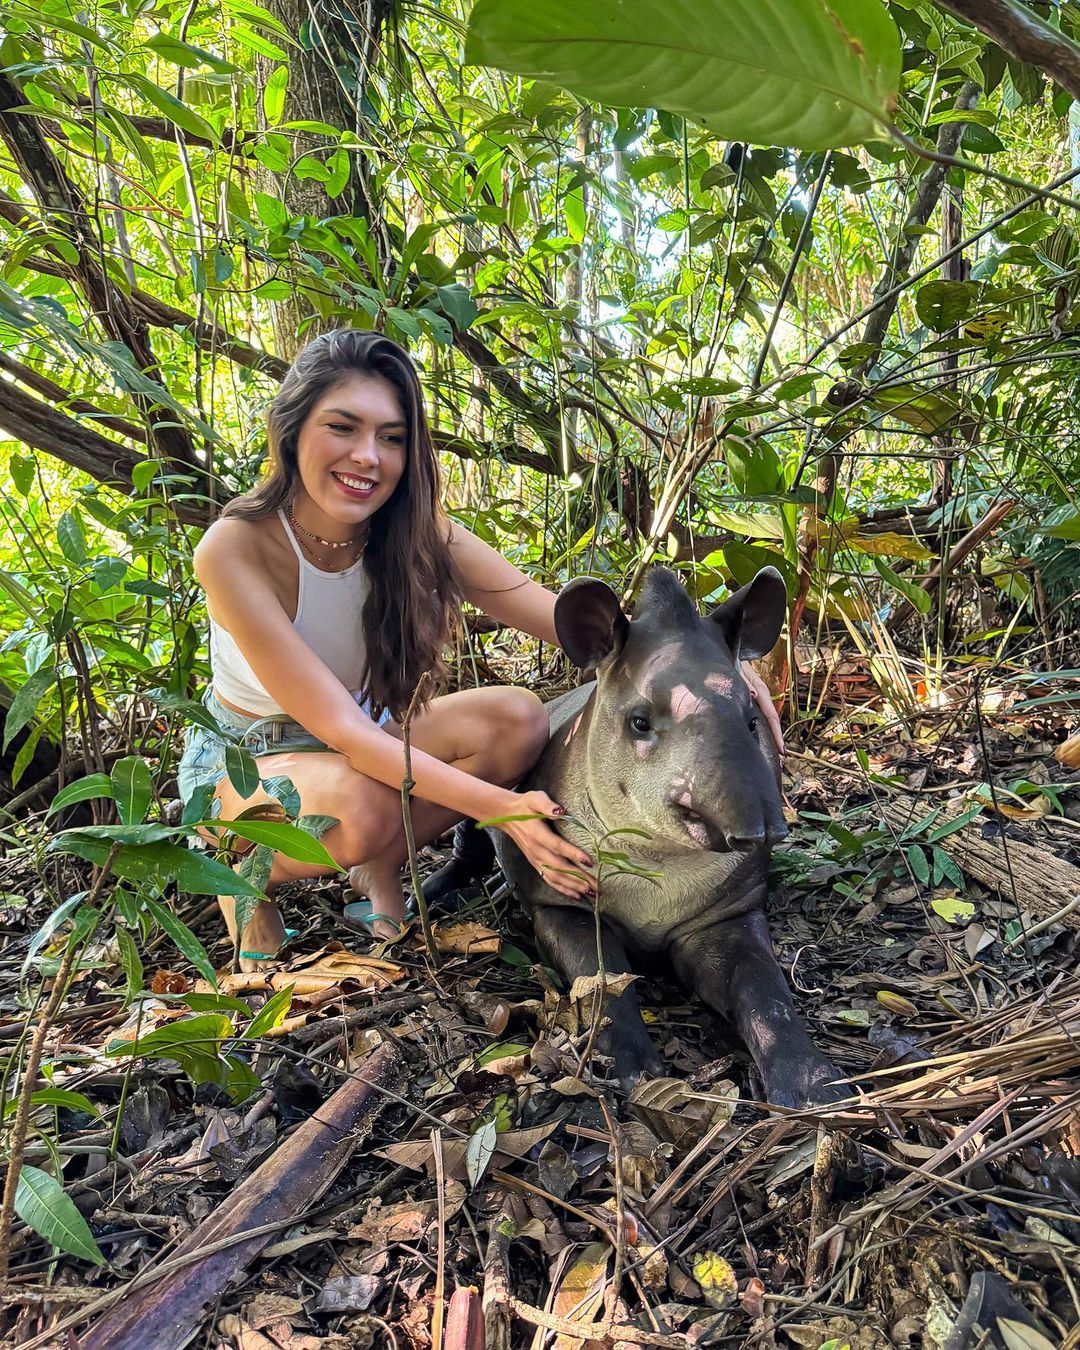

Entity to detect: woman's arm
[448,522,785,754]
[195,521,594,895]
[448,522,558,644]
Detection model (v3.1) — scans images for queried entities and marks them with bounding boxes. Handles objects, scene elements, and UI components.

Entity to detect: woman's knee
[322,802,400,868]
[486,687,549,779]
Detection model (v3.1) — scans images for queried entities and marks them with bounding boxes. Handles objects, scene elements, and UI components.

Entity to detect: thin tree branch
[0,72,199,477]
[0,353,147,443]
[935,0,1080,105]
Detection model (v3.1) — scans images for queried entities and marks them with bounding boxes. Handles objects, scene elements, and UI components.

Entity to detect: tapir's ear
[709,567,787,661]
[555,577,630,669]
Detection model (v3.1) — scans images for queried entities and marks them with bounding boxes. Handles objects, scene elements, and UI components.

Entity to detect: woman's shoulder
[194,513,280,585]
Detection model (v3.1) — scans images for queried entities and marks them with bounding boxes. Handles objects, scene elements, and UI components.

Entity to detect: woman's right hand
[490,789,595,901]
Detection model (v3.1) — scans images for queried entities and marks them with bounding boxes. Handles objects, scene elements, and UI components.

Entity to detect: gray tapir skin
[432,566,843,1108]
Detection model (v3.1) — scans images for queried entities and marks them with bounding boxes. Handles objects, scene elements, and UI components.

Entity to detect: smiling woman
[178,330,598,968]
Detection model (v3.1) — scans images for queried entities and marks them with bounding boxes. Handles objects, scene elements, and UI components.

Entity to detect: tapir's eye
[748,716,759,736]
[627,711,652,737]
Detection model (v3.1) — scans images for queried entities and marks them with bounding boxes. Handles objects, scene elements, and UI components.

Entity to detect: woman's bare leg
[212,686,548,964]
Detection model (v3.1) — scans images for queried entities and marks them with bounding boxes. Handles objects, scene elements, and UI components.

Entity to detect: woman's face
[293,371,408,533]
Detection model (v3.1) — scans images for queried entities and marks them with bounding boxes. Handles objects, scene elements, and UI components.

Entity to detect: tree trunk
[255,0,393,359]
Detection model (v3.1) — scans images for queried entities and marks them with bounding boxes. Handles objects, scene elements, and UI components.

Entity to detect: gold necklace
[290,524,364,573]
[287,504,365,551]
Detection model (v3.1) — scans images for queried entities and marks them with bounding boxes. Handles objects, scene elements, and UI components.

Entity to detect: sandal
[239,926,300,963]
[341,899,412,943]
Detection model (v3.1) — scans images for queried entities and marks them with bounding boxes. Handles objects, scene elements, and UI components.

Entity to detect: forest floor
[3,659,1080,1349]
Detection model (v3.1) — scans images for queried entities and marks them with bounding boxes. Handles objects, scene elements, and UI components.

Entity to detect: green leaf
[1039,512,1080,541]
[49,833,261,899]
[57,509,88,566]
[869,383,959,434]
[724,437,781,496]
[111,756,153,827]
[4,667,56,752]
[22,894,86,978]
[466,1118,498,1188]
[325,147,351,199]
[931,896,975,924]
[145,34,240,72]
[126,74,220,144]
[436,283,479,332]
[235,851,273,935]
[48,774,114,815]
[141,894,219,984]
[15,1166,105,1265]
[11,725,43,789]
[4,1088,101,1119]
[182,991,254,1015]
[225,743,261,799]
[11,453,35,496]
[915,280,976,333]
[208,819,340,870]
[244,985,293,1039]
[115,925,144,1005]
[873,558,930,614]
[211,245,234,284]
[107,1013,233,1084]
[906,844,929,885]
[263,66,288,124]
[465,0,901,152]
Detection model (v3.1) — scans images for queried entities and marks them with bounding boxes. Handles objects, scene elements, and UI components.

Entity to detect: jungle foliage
[2,0,1080,1274]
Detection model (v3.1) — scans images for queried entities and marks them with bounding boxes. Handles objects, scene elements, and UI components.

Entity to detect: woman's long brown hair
[222,330,462,721]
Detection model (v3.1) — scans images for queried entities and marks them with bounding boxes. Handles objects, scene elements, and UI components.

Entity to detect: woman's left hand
[740,662,784,759]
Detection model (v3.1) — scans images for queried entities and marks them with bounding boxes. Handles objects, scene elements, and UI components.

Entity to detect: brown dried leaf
[151,969,191,996]
[553,1241,611,1349]
[349,1179,465,1243]
[241,1294,305,1331]
[569,972,638,1003]
[629,1077,737,1149]
[739,1277,765,1320]
[269,950,405,994]
[426,921,501,956]
[377,1123,558,1180]
[551,1075,600,1098]
[1055,731,1080,767]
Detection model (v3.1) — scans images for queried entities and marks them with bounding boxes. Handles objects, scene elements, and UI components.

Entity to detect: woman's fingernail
[587,887,598,899]
[581,856,594,868]
[552,805,568,817]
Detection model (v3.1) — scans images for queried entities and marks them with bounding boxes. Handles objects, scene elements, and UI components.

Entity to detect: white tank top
[209,508,370,717]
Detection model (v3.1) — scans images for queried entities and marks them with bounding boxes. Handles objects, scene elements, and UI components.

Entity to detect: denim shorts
[177,688,389,806]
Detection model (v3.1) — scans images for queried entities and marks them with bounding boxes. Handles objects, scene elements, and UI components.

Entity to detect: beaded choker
[287,505,365,551]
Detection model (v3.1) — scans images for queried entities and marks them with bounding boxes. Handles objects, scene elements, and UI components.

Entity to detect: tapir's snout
[725,819,788,851]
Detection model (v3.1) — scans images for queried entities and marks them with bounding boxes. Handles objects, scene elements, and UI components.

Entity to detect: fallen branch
[77,1041,403,1350]
[881,793,1080,931]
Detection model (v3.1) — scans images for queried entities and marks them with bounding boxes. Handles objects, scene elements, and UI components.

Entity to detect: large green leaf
[107,1013,233,1084]
[206,818,341,870]
[915,280,977,333]
[15,1166,105,1265]
[3,667,56,752]
[111,756,153,827]
[48,774,114,815]
[465,0,901,151]
[49,833,262,898]
[869,384,960,435]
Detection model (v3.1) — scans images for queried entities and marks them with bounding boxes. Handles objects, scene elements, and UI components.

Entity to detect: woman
[178,330,783,968]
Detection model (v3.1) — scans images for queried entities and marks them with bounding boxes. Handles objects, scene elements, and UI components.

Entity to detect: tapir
[429,566,844,1108]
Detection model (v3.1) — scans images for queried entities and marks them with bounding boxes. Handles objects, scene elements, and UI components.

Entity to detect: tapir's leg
[532,905,664,1087]
[670,909,845,1107]
[422,820,496,910]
